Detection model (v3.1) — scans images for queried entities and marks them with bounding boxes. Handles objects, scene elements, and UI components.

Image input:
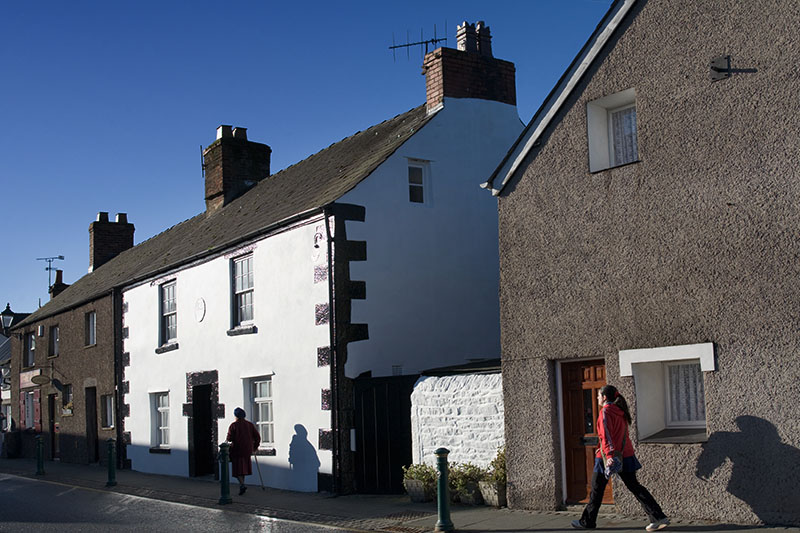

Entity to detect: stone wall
[410,373,503,467]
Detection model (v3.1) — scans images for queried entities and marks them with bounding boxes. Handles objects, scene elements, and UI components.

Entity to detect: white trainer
[645,517,670,531]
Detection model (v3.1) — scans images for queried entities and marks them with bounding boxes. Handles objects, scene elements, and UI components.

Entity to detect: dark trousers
[580,470,666,527]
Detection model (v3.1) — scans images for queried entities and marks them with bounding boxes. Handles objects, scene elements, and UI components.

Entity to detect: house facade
[7,214,134,464]
[486,0,800,526]
[116,21,522,493]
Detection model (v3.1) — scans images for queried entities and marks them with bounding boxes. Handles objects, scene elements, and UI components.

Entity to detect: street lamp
[1,303,14,335]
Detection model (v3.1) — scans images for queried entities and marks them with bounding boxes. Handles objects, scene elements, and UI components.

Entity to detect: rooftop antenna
[200,145,205,179]
[390,22,448,62]
[36,255,65,289]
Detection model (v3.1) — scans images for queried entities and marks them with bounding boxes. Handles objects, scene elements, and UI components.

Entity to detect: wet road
[0,473,355,532]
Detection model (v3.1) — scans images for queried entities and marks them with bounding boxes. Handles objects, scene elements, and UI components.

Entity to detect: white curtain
[611,106,638,166]
[668,363,705,423]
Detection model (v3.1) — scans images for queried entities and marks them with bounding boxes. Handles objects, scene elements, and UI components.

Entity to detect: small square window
[587,88,639,172]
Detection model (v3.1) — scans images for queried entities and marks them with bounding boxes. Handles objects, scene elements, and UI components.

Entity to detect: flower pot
[479,480,507,508]
[404,479,434,503]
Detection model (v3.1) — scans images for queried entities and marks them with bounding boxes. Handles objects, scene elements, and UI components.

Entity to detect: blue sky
[0,0,611,312]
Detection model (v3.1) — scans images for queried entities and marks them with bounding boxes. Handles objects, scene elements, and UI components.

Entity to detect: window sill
[227,325,257,336]
[149,447,171,454]
[589,159,641,174]
[155,342,179,354]
[254,448,276,456]
[640,427,708,444]
[84,344,97,349]
[48,354,59,359]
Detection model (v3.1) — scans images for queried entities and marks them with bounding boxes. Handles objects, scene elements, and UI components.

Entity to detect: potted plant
[449,462,488,505]
[479,447,507,507]
[402,463,436,502]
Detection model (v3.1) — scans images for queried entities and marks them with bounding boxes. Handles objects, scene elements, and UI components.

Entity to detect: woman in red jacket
[226,407,261,495]
[572,385,670,531]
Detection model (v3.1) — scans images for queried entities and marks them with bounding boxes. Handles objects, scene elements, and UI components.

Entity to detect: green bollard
[434,447,454,532]
[35,435,45,476]
[218,442,232,505]
[106,438,117,487]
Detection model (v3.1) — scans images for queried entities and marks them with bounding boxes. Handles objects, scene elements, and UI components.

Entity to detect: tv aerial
[390,23,448,61]
[37,255,65,288]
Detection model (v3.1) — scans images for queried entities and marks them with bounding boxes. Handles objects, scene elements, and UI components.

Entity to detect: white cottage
[120,21,522,493]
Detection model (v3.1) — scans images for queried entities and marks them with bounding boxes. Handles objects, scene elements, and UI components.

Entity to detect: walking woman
[226,407,261,495]
[572,385,670,531]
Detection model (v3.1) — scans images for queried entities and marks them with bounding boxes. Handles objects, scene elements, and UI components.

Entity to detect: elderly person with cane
[226,407,260,495]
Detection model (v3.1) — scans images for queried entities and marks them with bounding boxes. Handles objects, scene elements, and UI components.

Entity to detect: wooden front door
[562,360,613,504]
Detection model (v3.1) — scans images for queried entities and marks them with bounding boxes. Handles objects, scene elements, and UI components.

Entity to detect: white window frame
[85,311,96,346]
[249,377,274,448]
[151,392,170,448]
[23,333,35,367]
[406,160,432,206]
[160,281,177,345]
[587,88,638,172]
[619,342,713,440]
[232,254,254,327]
[100,394,114,428]
[49,325,59,356]
[663,361,706,429]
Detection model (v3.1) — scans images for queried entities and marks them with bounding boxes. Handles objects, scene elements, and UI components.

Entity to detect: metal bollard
[106,438,117,487]
[434,447,454,532]
[218,442,232,505]
[35,435,45,476]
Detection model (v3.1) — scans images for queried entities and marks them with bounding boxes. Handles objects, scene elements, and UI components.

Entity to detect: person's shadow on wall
[288,424,320,491]
[696,415,800,526]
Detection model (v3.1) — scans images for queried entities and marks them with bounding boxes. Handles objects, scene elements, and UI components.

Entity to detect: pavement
[0,457,796,532]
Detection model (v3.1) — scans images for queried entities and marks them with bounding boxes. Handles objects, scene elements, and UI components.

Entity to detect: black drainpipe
[323,207,339,493]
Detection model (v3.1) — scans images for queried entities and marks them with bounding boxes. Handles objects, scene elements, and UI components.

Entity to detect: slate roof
[15,105,433,329]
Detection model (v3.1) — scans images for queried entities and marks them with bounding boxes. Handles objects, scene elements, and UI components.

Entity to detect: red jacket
[596,402,635,460]
[226,418,261,459]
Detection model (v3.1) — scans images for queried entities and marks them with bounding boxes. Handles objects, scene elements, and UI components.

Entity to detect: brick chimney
[88,212,135,272]
[422,21,516,113]
[49,269,69,300]
[203,125,271,212]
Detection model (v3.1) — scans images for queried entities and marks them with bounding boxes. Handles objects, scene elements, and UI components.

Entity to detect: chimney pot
[232,127,248,140]
[476,21,493,57]
[116,213,128,224]
[97,212,109,222]
[456,21,478,53]
[49,269,69,299]
[216,125,233,140]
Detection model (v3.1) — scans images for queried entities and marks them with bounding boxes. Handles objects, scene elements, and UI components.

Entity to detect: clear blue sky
[0,0,611,313]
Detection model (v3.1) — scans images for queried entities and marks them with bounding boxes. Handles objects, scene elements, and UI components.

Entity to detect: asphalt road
[0,473,353,532]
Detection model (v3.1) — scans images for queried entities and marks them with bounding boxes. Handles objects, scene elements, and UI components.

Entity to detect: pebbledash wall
[123,219,332,492]
[341,97,522,379]
[410,373,504,466]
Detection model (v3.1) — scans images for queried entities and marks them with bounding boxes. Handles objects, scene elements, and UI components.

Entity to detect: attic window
[587,88,639,172]
[407,161,430,204]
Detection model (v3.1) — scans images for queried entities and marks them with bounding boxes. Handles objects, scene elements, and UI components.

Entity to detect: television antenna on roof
[390,23,448,61]
[37,255,65,289]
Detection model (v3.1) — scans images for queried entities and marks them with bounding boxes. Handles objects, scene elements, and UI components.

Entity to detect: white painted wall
[410,373,504,467]
[123,219,331,491]
[341,98,523,378]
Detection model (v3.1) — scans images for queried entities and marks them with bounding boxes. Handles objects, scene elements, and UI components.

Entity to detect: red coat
[596,402,635,460]
[226,418,261,459]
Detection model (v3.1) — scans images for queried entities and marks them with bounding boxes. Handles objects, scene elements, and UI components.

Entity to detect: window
[587,88,639,172]
[232,255,254,326]
[85,311,96,346]
[23,390,35,429]
[62,384,74,415]
[408,165,424,203]
[619,342,713,442]
[250,378,274,447]
[152,392,170,447]
[160,281,177,344]
[48,325,59,356]
[100,394,114,428]
[23,333,35,367]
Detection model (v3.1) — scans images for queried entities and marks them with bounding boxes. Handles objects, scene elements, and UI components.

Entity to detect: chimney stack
[49,269,69,300]
[89,212,135,272]
[203,125,271,212]
[422,21,516,113]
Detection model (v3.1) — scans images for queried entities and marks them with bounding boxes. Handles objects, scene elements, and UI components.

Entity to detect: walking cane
[254,453,265,490]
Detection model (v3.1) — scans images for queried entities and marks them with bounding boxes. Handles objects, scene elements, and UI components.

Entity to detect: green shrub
[449,462,488,497]
[402,463,437,486]
[488,447,506,485]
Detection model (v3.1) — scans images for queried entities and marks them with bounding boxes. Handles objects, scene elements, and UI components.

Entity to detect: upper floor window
[587,88,639,172]
[23,333,35,367]
[160,281,177,344]
[407,161,430,204]
[85,311,96,346]
[48,325,59,357]
[232,255,254,326]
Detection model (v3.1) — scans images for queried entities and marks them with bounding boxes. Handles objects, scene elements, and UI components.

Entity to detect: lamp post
[1,303,14,336]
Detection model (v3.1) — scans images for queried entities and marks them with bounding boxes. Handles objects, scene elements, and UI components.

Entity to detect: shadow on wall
[288,424,320,492]
[696,416,800,526]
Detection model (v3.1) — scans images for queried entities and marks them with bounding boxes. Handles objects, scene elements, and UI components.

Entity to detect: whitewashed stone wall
[410,373,504,467]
